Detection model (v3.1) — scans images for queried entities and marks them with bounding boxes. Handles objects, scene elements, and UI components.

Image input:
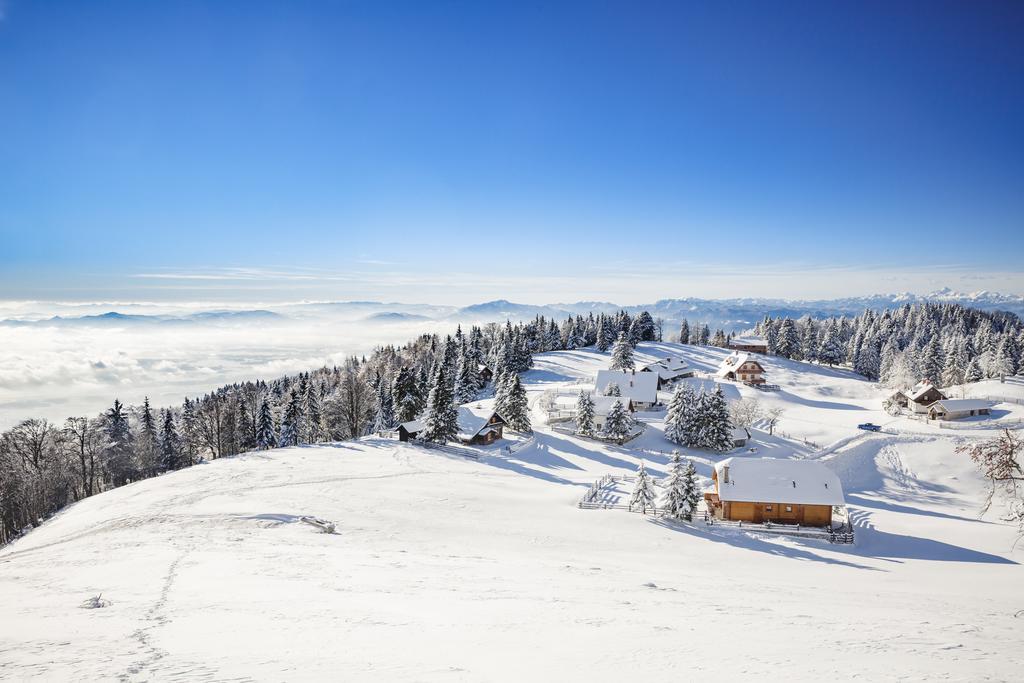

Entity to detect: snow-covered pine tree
[575,390,595,435]
[279,389,303,447]
[423,361,459,443]
[920,335,944,384]
[610,332,635,371]
[454,344,481,404]
[392,366,421,424]
[503,374,531,432]
[138,396,160,476]
[712,329,727,347]
[818,320,844,367]
[678,319,690,345]
[602,399,632,443]
[372,382,396,433]
[776,318,801,359]
[181,397,200,466]
[628,462,657,514]
[701,385,734,452]
[682,458,700,520]
[698,324,711,346]
[304,382,325,443]
[595,316,610,352]
[104,399,136,485]
[942,336,968,387]
[256,398,277,449]
[159,409,183,471]
[663,384,689,445]
[992,335,1015,381]
[765,319,779,355]
[662,451,688,519]
[603,381,621,397]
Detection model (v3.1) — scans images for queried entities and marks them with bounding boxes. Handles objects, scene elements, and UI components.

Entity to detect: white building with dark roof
[594,370,659,409]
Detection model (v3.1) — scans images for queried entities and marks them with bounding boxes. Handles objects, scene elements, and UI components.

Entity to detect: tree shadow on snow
[846,493,990,525]
[649,518,882,571]
[846,509,1016,564]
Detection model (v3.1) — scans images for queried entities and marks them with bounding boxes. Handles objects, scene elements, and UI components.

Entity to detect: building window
[765,505,772,511]
[785,505,793,512]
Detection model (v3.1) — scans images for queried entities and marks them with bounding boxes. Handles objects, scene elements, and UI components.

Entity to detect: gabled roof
[594,370,659,404]
[399,419,426,433]
[591,395,633,416]
[640,356,692,381]
[716,352,765,378]
[930,399,991,412]
[640,356,689,373]
[456,404,504,441]
[730,427,751,442]
[714,457,845,506]
[907,380,945,402]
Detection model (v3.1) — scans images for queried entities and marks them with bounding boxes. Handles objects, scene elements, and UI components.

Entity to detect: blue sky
[1,1,1022,304]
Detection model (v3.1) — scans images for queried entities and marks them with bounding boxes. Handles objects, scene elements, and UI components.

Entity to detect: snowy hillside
[1,344,1022,680]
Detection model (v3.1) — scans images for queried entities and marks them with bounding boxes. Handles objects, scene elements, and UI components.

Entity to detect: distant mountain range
[2,289,1020,333]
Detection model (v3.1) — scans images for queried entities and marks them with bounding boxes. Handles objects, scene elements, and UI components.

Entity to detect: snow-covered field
[2,343,1022,681]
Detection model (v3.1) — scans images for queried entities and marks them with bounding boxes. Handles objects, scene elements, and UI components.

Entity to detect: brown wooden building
[889,380,947,414]
[727,336,768,354]
[716,353,767,385]
[705,457,845,527]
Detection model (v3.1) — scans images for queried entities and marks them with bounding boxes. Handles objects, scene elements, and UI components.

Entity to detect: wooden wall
[723,501,832,527]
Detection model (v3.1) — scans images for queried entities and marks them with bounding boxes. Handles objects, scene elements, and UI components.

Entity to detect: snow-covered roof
[592,395,633,416]
[593,370,659,404]
[714,457,845,506]
[640,356,689,373]
[640,356,691,381]
[716,352,764,378]
[907,380,944,402]
[730,427,750,442]
[457,404,503,441]
[930,399,991,412]
[399,419,425,433]
[728,336,766,347]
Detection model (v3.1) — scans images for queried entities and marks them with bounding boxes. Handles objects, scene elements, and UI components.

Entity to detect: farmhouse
[727,336,768,354]
[716,352,766,385]
[591,395,635,431]
[639,356,694,388]
[594,370,660,409]
[456,404,507,445]
[890,380,947,414]
[927,399,992,421]
[704,457,845,527]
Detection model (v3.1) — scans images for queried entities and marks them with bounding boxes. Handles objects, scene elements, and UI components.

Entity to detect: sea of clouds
[0,301,461,429]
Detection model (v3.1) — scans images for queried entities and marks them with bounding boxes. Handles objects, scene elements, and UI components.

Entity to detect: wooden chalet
[727,336,768,354]
[704,457,845,527]
[890,380,947,414]
[927,399,992,421]
[456,404,507,445]
[716,352,766,385]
